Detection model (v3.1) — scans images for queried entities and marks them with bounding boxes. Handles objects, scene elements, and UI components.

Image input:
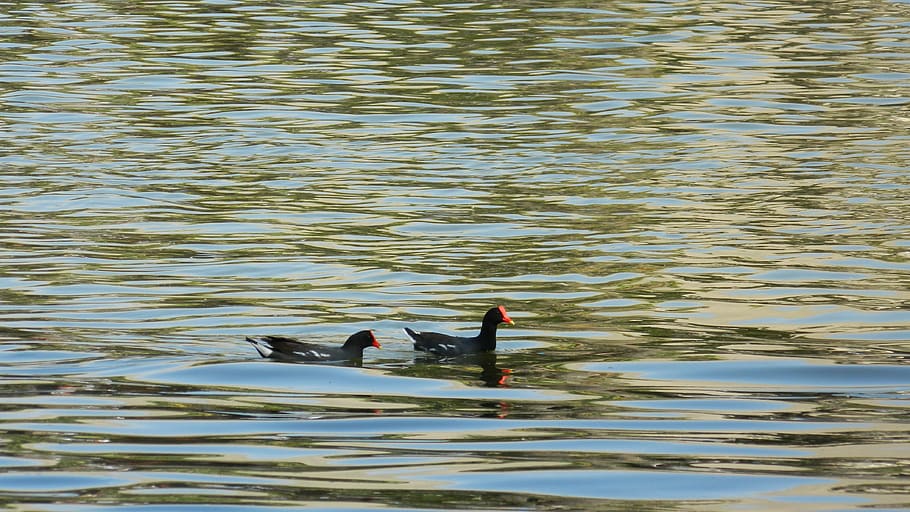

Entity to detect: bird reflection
[470,352,512,388]
[412,351,513,388]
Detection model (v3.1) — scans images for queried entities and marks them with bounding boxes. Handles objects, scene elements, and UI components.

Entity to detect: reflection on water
[1,0,909,510]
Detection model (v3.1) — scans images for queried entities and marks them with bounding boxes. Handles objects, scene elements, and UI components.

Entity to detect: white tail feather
[247,338,273,358]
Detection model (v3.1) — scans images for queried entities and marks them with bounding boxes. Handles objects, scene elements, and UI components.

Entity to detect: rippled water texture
[2,1,910,510]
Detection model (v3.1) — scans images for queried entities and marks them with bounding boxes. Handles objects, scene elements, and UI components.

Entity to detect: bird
[404,305,514,357]
[246,330,381,362]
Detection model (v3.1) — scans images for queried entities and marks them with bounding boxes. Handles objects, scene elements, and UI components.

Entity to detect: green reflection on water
[1,0,908,510]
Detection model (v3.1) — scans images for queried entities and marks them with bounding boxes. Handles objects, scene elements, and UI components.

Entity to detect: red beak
[498,305,514,325]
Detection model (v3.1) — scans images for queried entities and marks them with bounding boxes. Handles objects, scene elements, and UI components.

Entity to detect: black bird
[404,305,514,357]
[246,330,381,362]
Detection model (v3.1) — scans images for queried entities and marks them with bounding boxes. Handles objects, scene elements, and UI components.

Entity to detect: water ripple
[1,0,909,510]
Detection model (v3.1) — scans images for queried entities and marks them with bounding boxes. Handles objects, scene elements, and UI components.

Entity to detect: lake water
[2,1,910,510]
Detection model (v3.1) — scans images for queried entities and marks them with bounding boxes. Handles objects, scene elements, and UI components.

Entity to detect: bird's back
[247,335,338,361]
[404,328,476,356]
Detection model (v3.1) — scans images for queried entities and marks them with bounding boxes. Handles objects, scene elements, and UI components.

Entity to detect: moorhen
[404,305,514,357]
[246,330,381,362]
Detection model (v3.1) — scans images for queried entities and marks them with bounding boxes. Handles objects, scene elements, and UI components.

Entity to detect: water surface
[1,1,909,510]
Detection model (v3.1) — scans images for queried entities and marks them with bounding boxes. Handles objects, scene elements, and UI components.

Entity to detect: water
[2,1,910,510]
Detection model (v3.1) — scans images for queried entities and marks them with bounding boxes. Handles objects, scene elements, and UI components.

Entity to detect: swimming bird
[404,305,514,357]
[246,330,381,362]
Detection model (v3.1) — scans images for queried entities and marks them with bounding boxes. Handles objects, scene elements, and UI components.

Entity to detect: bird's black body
[404,306,514,357]
[246,330,380,362]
